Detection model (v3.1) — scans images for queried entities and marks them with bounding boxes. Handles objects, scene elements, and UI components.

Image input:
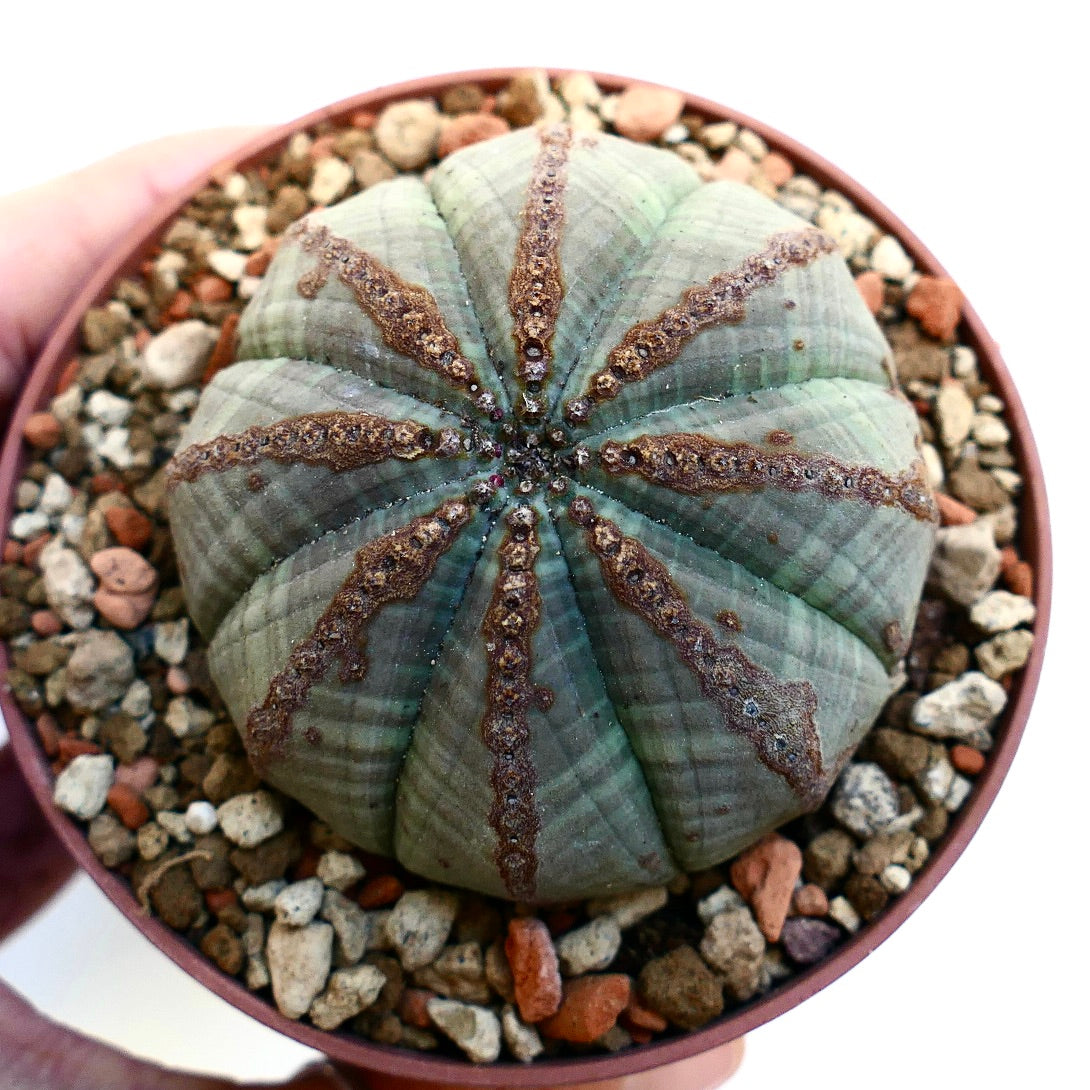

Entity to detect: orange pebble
[936,492,977,526]
[30,610,62,637]
[192,274,234,304]
[3,540,23,564]
[950,744,986,775]
[107,783,150,830]
[206,888,239,914]
[506,916,562,1023]
[22,412,63,450]
[538,974,632,1043]
[22,533,52,571]
[164,290,193,322]
[57,736,102,764]
[760,151,795,188]
[623,993,669,1034]
[202,312,240,385]
[357,873,405,908]
[105,506,154,550]
[35,713,60,758]
[906,275,964,342]
[854,270,884,315]
[397,987,436,1029]
[54,358,81,396]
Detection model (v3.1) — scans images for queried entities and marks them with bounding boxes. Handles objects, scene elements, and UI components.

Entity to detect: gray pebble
[217,790,284,848]
[308,964,386,1030]
[976,629,1034,679]
[316,849,366,891]
[40,539,95,629]
[64,631,134,710]
[426,998,502,1063]
[700,906,765,1002]
[911,671,1007,744]
[320,889,374,965]
[586,885,668,929]
[266,920,333,1019]
[929,521,1001,606]
[501,1003,544,1062]
[274,877,325,927]
[830,762,900,837]
[555,915,622,975]
[374,100,442,170]
[387,889,458,970]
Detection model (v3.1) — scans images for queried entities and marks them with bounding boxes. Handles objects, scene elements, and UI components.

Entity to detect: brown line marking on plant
[567,495,825,805]
[480,504,547,900]
[508,124,572,417]
[564,228,837,425]
[596,433,939,523]
[245,496,476,771]
[165,411,463,490]
[288,219,490,402]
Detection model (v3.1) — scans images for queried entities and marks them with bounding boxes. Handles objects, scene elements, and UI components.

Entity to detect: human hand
[0,131,744,1090]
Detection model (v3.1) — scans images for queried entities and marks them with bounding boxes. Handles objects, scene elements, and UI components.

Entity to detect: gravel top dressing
[0,70,1037,1067]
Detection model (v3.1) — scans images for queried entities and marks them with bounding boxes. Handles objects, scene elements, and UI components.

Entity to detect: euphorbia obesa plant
[167,123,937,902]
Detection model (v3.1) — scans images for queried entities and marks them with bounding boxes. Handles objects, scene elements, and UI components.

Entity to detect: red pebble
[506,916,563,1023]
[3,540,23,563]
[104,506,154,550]
[622,993,669,1034]
[854,270,884,315]
[999,547,1034,598]
[357,874,404,908]
[936,492,977,526]
[397,987,436,1029]
[906,275,964,342]
[950,744,986,775]
[54,358,81,396]
[538,974,632,1043]
[202,312,240,385]
[35,714,60,758]
[107,783,150,830]
[22,533,52,571]
[205,888,239,913]
[730,832,803,943]
[350,110,376,130]
[22,412,63,450]
[164,290,193,322]
[760,151,795,188]
[192,274,233,304]
[30,610,63,637]
[57,736,101,764]
[89,472,127,495]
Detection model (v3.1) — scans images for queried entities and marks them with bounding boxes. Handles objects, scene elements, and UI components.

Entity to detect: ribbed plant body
[167,124,936,903]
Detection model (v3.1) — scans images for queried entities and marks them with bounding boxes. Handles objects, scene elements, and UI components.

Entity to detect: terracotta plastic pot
[0,68,1051,1089]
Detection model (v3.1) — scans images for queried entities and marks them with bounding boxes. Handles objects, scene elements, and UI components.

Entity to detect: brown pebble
[3,540,23,564]
[89,472,127,495]
[729,833,802,942]
[538,974,631,1043]
[30,610,63,637]
[613,84,684,142]
[35,713,60,757]
[202,311,241,386]
[358,873,404,909]
[844,873,889,921]
[854,270,884,315]
[636,946,723,1031]
[906,276,964,342]
[54,358,80,395]
[791,883,830,917]
[94,587,156,630]
[506,916,562,1023]
[936,492,977,526]
[438,113,510,158]
[57,736,102,764]
[999,548,1034,598]
[90,547,158,595]
[22,412,63,450]
[950,744,986,775]
[200,922,245,975]
[106,782,150,830]
[205,887,238,914]
[104,506,154,550]
[164,290,193,322]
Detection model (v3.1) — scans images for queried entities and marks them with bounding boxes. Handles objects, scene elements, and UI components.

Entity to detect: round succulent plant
[167,123,937,903]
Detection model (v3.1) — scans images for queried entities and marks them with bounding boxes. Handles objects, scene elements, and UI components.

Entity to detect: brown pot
[0,69,1051,1089]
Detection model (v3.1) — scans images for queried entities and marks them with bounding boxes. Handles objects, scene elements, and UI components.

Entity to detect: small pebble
[438,113,510,158]
[613,83,684,142]
[879,864,912,894]
[870,234,913,281]
[501,1003,544,1062]
[696,884,746,923]
[828,895,861,933]
[309,964,386,1030]
[266,920,333,1019]
[316,849,366,891]
[53,753,114,819]
[154,619,190,665]
[320,890,376,964]
[555,915,622,976]
[142,321,218,388]
[23,412,63,449]
[791,884,829,917]
[935,381,975,450]
[155,810,193,844]
[308,157,353,205]
[586,885,668,929]
[729,832,802,942]
[64,630,135,711]
[699,906,765,1001]
[637,945,723,1030]
[538,974,631,1043]
[40,539,95,629]
[830,762,900,838]
[907,276,964,341]
[929,521,1002,606]
[373,99,442,170]
[780,917,841,965]
[976,629,1034,679]
[506,916,562,1023]
[426,998,502,1063]
[387,889,458,971]
[911,671,1008,743]
[90,547,157,595]
[217,791,284,848]
[185,800,219,835]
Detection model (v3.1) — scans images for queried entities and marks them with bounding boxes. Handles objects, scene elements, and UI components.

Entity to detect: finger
[0,125,267,402]
[0,976,371,1089]
[0,746,75,942]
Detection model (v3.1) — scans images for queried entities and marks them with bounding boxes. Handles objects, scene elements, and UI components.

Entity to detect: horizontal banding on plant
[245,496,476,770]
[597,434,939,522]
[564,228,838,425]
[567,495,825,805]
[165,411,464,489]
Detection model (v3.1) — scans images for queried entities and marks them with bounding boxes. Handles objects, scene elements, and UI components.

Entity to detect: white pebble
[828,895,861,933]
[879,864,912,894]
[969,589,1036,633]
[164,696,214,739]
[232,205,269,251]
[207,249,249,282]
[154,619,190,665]
[242,880,288,912]
[971,412,1010,447]
[308,157,353,205]
[38,473,74,516]
[266,920,333,1019]
[85,390,133,427]
[945,774,973,812]
[870,234,914,281]
[309,964,387,1030]
[912,671,1007,744]
[502,1004,544,1062]
[217,790,284,848]
[142,321,218,389]
[10,511,50,540]
[696,884,746,924]
[320,889,375,964]
[185,800,219,835]
[830,762,900,838]
[53,753,114,819]
[976,629,1034,679]
[96,427,133,470]
[275,878,325,927]
[555,915,622,975]
[935,381,975,450]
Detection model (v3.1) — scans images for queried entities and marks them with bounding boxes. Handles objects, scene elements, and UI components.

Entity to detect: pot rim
[0,67,1053,1086]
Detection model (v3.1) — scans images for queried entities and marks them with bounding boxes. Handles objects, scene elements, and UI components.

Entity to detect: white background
[0,3,1083,1088]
